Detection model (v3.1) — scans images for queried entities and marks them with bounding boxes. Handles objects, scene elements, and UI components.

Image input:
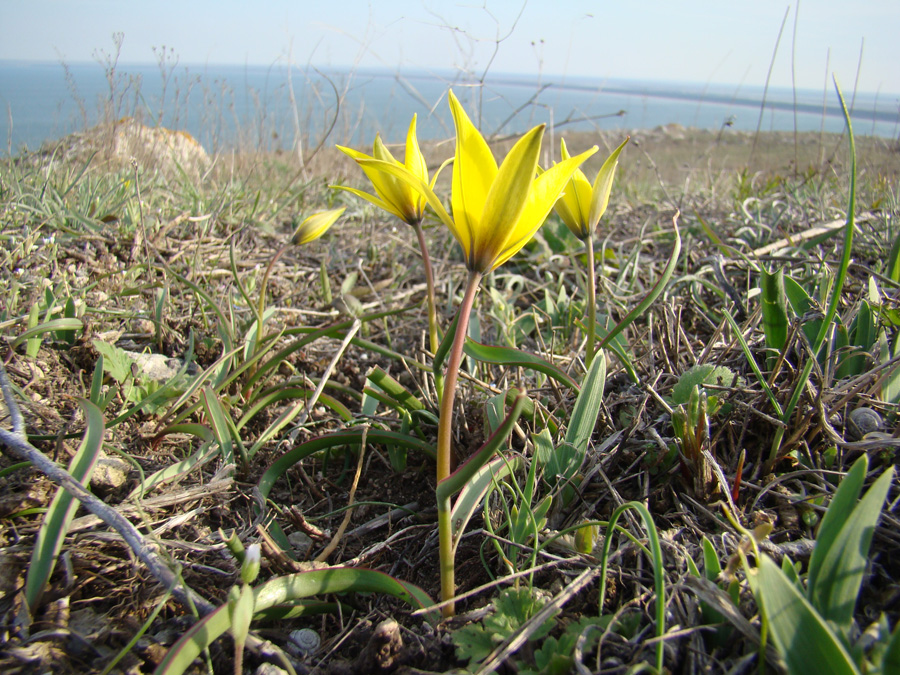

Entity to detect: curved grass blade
[258,429,437,542]
[25,399,105,609]
[237,387,353,430]
[12,318,83,349]
[463,340,578,391]
[253,568,436,618]
[597,214,681,352]
[367,367,426,412]
[722,308,783,416]
[127,440,218,500]
[201,387,236,470]
[807,457,893,631]
[769,80,857,463]
[437,390,529,502]
[596,501,666,673]
[577,315,638,383]
[449,454,523,553]
[243,389,351,461]
[259,430,436,501]
[106,333,197,430]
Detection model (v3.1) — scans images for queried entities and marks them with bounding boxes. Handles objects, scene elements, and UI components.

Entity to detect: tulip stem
[585,235,597,366]
[413,221,443,401]
[436,268,482,617]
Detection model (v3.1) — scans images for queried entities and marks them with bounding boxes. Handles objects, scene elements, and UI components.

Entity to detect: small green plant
[750,455,898,674]
[452,587,557,671]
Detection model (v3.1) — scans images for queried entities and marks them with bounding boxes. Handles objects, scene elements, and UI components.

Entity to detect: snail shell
[846,407,883,440]
[290,628,321,656]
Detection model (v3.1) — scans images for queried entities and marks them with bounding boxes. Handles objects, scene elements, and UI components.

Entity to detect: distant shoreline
[2,61,898,153]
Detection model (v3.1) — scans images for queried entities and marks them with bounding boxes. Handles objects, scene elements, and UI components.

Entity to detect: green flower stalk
[554,137,629,365]
[334,116,449,398]
[359,90,597,616]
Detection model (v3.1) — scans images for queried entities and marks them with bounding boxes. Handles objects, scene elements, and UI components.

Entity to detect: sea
[1,60,898,155]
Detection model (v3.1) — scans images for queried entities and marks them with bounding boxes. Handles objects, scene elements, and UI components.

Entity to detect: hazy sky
[2,1,898,94]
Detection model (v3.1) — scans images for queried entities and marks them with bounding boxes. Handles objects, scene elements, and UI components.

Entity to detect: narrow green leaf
[807,456,868,594]
[565,350,606,453]
[808,462,893,630]
[701,537,722,582]
[882,621,900,673]
[579,315,639,383]
[483,392,507,436]
[879,331,900,404]
[888,228,900,283]
[153,568,436,675]
[596,502,666,673]
[89,355,105,407]
[463,339,578,391]
[449,454,523,552]
[201,387,234,469]
[238,387,352,429]
[367,367,425,411]
[258,428,436,532]
[760,267,789,368]
[25,399,105,609]
[757,555,860,675]
[127,440,218,500]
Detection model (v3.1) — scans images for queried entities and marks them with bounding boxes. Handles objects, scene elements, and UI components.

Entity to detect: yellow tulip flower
[290,207,345,246]
[446,90,600,273]
[555,136,629,240]
[335,115,436,226]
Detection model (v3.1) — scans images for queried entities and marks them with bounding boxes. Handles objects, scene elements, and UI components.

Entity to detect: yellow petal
[587,137,629,230]
[449,90,497,263]
[472,124,544,272]
[291,208,345,245]
[339,142,420,224]
[405,115,428,182]
[554,191,582,237]
[330,185,402,221]
[491,146,598,270]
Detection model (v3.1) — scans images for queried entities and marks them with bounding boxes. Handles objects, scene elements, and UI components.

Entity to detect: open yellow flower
[334,115,437,226]
[445,91,600,272]
[555,136,629,240]
[291,207,345,245]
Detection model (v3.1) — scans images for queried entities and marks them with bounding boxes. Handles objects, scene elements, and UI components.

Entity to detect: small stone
[132,319,156,335]
[288,531,313,557]
[253,664,290,675]
[91,454,131,491]
[253,663,288,675]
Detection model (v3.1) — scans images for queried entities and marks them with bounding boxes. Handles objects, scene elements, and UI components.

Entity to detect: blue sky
[2,1,898,94]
